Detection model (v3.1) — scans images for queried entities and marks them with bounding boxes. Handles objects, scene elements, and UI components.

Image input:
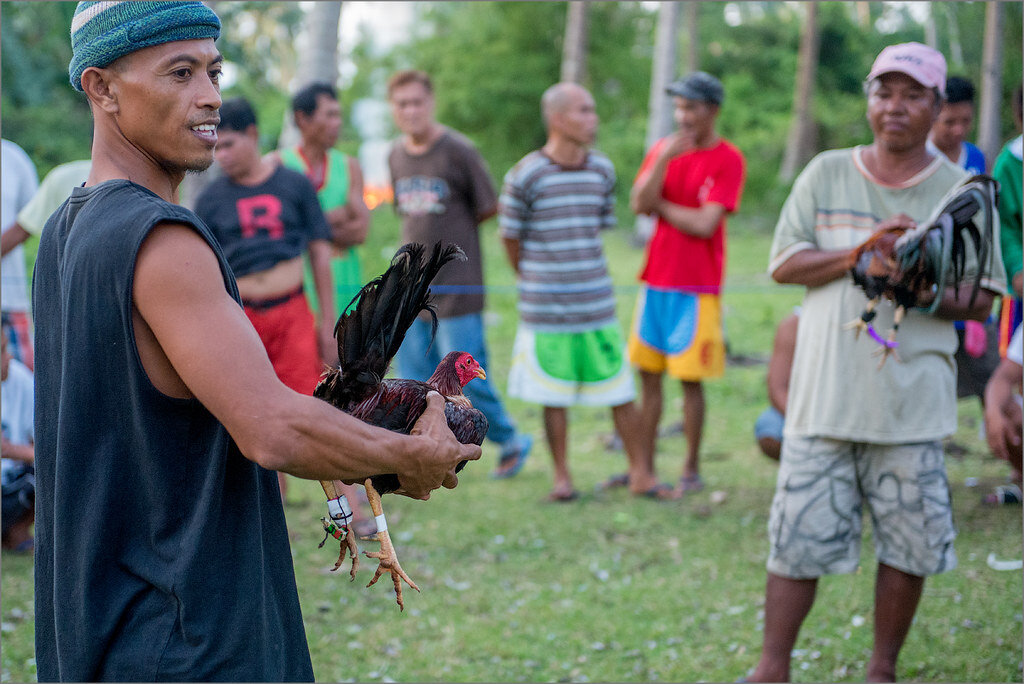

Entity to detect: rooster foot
[318,487,360,580]
[843,317,870,339]
[871,339,903,368]
[362,478,420,611]
[319,517,361,581]
[843,305,878,340]
[363,526,421,611]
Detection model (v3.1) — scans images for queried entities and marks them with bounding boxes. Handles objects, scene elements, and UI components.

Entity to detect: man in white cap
[33,3,479,680]
[747,42,1006,682]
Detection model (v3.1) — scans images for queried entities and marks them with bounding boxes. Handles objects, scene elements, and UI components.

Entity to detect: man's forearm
[927,287,996,321]
[772,248,854,288]
[630,163,668,215]
[1,223,31,257]
[309,242,336,326]
[655,200,723,239]
[1,440,34,463]
[327,207,368,249]
[502,237,521,275]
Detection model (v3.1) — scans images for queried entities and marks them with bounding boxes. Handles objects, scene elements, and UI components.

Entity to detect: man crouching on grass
[33,3,479,681]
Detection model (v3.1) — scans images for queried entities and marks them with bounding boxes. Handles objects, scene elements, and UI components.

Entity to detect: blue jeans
[396,312,519,447]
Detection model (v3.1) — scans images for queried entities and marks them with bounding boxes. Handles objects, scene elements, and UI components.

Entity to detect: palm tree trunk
[976,1,1004,171]
[779,3,820,182]
[280,2,344,149]
[561,1,588,84]
[923,3,938,49]
[944,3,964,70]
[645,2,680,151]
[634,2,682,245]
[683,1,699,74]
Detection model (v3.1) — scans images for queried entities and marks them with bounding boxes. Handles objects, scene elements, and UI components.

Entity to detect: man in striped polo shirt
[499,82,672,502]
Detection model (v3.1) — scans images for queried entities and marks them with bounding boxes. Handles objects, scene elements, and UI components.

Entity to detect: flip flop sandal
[595,472,630,492]
[491,435,533,479]
[679,474,705,493]
[636,482,678,500]
[546,489,580,503]
[984,483,1022,505]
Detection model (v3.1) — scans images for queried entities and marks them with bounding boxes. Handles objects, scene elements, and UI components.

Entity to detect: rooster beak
[475,367,487,380]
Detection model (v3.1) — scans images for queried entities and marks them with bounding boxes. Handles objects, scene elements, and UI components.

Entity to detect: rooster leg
[318,480,360,580]
[362,478,420,611]
[872,305,905,368]
[843,298,879,339]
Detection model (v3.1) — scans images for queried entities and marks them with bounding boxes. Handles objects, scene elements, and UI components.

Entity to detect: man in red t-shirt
[628,71,746,494]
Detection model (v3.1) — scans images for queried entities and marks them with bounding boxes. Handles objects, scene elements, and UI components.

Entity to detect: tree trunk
[298,1,343,86]
[561,2,588,84]
[634,2,681,245]
[279,2,344,149]
[944,3,964,70]
[683,1,699,74]
[778,3,820,182]
[923,3,938,49]
[181,0,230,208]
[854,1,870,28]
[644,2,680,151]
[977,1,1004,171]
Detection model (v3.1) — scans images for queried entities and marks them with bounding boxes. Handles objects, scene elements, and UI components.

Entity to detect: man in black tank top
[32,4,480,681]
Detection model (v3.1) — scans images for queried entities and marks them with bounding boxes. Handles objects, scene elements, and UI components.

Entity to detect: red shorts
[1,311,33,370]
[243,288,322,395]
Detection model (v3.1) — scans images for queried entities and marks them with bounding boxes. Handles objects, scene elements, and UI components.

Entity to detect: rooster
[846,174,998,367]
[313,242,489,610]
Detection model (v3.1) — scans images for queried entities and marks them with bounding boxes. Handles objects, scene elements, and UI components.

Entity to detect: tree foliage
[390,1,653,198]
[1,1,1020,220]
[1,2,92,176]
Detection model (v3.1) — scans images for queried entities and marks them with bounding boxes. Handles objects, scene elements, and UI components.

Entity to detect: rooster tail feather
[329,242,466,406]
[892,174,997,311]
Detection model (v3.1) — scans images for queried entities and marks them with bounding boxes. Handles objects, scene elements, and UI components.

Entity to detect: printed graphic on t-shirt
[236,194,284,240]
[394,176,449,216]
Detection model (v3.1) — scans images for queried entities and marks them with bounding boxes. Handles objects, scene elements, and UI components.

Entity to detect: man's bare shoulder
[135,221,225,286]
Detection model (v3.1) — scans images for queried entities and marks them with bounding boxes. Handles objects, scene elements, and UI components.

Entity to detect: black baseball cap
[666,71,724,105]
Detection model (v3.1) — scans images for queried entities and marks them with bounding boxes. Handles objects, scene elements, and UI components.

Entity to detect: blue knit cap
[69,1,221,91]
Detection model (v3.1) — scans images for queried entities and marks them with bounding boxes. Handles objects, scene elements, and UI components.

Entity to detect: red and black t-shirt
[195,165,330,278]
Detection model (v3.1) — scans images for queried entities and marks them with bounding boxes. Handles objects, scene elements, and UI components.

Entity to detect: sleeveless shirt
[279,146,363,311]
[32,180,314,681]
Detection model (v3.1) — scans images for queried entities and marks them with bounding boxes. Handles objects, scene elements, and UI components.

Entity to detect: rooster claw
[339,533,360,581]
[364,529,420,611]
[871,344,902,368]
[320,518,360,581]
[843,317,870,339]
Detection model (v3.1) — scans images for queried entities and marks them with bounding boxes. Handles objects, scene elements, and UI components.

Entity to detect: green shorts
[507,324,636,407]
[767,436,957,579]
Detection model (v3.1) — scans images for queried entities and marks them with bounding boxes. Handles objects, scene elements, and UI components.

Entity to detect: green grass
[3,208,1021,683]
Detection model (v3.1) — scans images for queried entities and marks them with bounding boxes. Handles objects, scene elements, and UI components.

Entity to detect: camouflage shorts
[766,436,957,579]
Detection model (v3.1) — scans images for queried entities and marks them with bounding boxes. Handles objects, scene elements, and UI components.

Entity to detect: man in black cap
[33,3,479,680]
[626,71,746,496]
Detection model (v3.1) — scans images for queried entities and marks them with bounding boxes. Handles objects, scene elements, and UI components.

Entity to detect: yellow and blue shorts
[507,323,636,407]
[627,286,724,381]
